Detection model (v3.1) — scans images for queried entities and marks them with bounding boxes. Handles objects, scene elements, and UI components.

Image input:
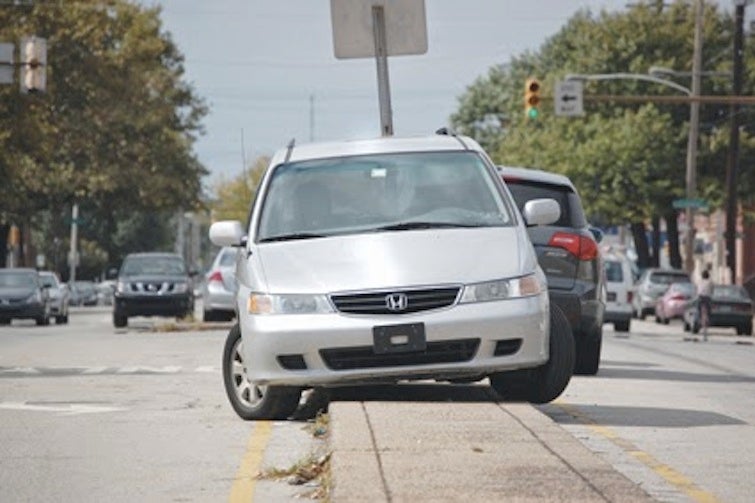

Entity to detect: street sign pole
[372,6,393,136]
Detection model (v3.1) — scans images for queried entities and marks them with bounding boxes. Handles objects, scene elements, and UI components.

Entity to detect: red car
[655,282,696,324]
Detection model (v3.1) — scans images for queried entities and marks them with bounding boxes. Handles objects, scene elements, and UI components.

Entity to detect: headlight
[248,293,333,315]
[173,282,188,293]
[116,281,128,293]
[460,273,543,304]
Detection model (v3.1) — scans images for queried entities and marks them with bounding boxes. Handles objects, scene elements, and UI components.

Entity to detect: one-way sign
[555,80,584,117]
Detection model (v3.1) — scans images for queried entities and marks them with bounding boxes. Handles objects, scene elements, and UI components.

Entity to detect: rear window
[649,272,690,285]
[219,249,237,267]
[713,285,749,300]
[504,180,586,228]
[604,261,624,282]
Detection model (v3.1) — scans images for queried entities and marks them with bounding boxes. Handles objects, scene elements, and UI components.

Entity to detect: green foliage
[0,0,207,268]
[452,1,755,225]
[211,157,269,223]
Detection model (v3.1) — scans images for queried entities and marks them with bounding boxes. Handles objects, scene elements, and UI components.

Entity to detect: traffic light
[524,78,541,119]
[20,36,46,94]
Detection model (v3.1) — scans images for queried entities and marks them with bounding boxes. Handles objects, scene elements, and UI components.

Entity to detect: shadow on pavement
[540,403,746,428]
[594,367,755,384]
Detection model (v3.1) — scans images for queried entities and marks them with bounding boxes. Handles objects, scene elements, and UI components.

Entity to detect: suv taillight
[548,232,598,261]
[627,291,634,304]
[208,271,223,283]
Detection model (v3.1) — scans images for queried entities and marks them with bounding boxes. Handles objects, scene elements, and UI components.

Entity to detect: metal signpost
[330,0,428,137]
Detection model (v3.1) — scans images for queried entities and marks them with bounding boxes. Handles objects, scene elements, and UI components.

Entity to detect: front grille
[128,282,175,294]
[331,287,460,315]
[320,338,479,371]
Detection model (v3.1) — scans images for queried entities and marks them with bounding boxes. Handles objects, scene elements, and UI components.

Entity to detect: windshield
[121,256,187,276]
[0,271,37,287]
[257,151,512,242]
[713,285,749,300]
[39,273,59,288]
[604,261,623,282]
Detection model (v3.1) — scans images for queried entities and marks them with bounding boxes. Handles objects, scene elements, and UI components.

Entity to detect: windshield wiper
[259,232,326,243]
[374,221,485,232]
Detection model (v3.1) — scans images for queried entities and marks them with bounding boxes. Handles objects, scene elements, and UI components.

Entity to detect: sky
[146,1,741,183]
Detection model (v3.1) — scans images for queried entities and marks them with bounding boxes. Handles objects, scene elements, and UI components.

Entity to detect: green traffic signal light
[528,107,539,119]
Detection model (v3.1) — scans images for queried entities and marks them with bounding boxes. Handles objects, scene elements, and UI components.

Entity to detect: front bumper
[240,293,550,387]
[114,293,192,317]
[0,302,45,320]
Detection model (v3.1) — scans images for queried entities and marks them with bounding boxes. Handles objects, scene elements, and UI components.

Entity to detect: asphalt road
[1,307,753,502]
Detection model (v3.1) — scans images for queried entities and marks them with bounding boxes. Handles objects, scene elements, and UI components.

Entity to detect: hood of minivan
[255,227,531,293]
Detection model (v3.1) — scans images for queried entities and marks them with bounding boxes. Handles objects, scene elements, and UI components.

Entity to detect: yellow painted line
[229,421,273,503]
[554,402,720,503]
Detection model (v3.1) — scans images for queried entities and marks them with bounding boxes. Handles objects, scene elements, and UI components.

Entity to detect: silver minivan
[210,133,574,420]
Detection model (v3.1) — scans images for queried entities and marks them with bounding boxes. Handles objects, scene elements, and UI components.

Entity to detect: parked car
[0,268,51,326]
[211,133,575,420]
[683,284,753,335]
[602,251,634,332]
[113,252,195,327]
[38,271,70,324]
[69,280,98,306]
[499,166,605,375]
[202,246,239,322]
[655,282,696,324]
[96,280,116,306]
[632,268,692,319]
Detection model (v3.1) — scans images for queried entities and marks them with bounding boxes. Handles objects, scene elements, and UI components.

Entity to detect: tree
[452,2,754,269]
[0,0,207,268]
[210,157,269,224]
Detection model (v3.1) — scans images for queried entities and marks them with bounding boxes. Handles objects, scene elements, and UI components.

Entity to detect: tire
[655,314,661,324]
[113,312,128,328]
[55,316,65,325]
[36,314,50,326]
[222,324,301,420]
[692,321,700,334]
[575,330,602,376]
[663,317,670,325]
[737,324,752,336]
[614,320,630,333]
[683,321,690,332]
[0,318,10,325]
[490,305,575,404]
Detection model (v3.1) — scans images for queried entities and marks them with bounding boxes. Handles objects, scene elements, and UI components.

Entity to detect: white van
[603,252,635,332]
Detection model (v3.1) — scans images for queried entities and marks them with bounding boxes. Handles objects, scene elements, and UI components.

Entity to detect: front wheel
[574,331,602,376]
[490,305,575,404]
[113,312,127,328]
[614,320,630,333]
[222,324,301,420]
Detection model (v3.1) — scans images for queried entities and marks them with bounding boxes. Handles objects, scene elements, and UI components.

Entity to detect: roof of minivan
[125,252,183,259]
[497,166,576,191]
[269,134,485,166]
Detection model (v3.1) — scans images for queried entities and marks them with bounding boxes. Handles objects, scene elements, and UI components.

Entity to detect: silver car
[201,246,239,322]
[39,271,69,324]
[210,133,574,420]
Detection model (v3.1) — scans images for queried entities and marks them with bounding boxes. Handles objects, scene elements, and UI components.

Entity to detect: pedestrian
[697,270,713,340]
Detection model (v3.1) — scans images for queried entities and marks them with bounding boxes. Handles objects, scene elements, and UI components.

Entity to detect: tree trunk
[665,212,682,270]
[650,216,661,267]
[631,221,650,269]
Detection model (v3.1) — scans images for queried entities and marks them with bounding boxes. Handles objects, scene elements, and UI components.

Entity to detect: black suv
[113,252,194,328]
[499,166,605,375]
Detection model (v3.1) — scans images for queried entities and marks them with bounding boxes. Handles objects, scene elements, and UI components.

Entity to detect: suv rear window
[604,261,623,282]
[505,180,586,228]
[649,272,690,285]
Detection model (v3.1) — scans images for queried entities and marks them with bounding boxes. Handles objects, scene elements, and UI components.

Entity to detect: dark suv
[113,252,194,327]
[499,166,605,375]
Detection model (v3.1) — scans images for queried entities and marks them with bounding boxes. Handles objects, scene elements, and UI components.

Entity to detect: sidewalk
[328,392,652,502]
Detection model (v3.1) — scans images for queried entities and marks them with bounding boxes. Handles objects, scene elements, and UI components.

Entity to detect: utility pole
[683,0,704,275]
[69,203,79,283]
[724,0,746,283]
